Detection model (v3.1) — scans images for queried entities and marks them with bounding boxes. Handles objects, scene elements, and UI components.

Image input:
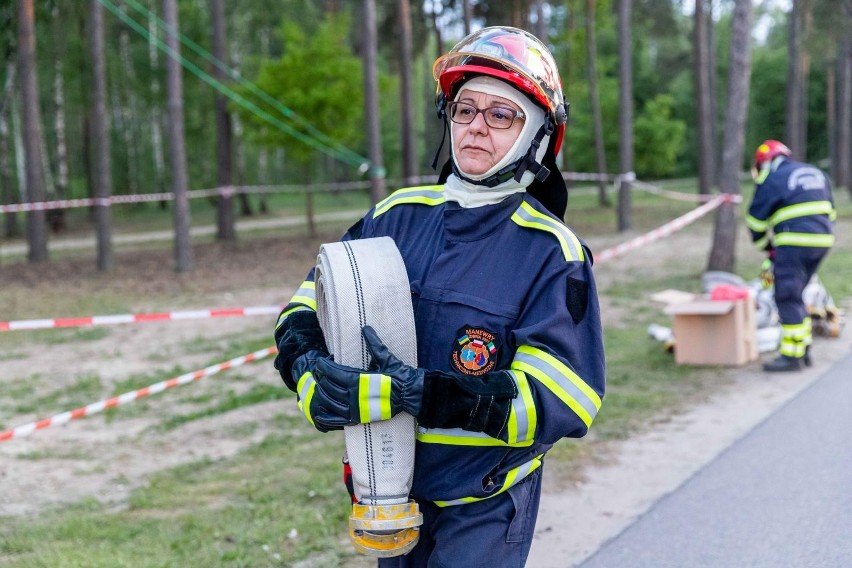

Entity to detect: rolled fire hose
[315,236,422,557]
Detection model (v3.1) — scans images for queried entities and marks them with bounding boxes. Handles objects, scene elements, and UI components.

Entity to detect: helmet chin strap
[447,117,555,188]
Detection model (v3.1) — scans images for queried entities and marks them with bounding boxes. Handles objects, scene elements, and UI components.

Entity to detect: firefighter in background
[745,140,835,372]
[274,27,605,567]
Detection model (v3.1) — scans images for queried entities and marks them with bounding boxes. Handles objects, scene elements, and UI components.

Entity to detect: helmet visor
[433,27,564,113]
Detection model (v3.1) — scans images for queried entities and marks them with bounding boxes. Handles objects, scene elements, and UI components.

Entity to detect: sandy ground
[0,214,848,567]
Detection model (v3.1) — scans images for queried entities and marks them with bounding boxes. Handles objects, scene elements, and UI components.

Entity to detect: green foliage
[747,42,787,159]
[634,94,686,178]
[238,13,365,166]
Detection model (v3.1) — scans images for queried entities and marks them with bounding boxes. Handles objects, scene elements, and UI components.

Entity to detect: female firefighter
[274,26,606,567]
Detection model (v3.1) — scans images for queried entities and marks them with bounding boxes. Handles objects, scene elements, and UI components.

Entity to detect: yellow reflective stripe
[829,210,837,221]
[745,214,769,232]
[755,168,770,184]
[434,455,543,507]
[753,234,771,250]
[774,233,834,247]
[779,339,806,357]
[779,322,810,357]
[511,201,584,262]
[288,280,317,310]
[770,201,835,225]
[296,372,317,427]
[513,345,601,428]
[781,322,809,340]
[373,185,445,218]
[275,305,311,330]
[416,427,534,447]
[275,281,318,330]
[506,370,536,445]
[359,373,393,422]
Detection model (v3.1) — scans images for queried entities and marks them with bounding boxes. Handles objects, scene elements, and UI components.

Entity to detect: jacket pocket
[505,469,541,544]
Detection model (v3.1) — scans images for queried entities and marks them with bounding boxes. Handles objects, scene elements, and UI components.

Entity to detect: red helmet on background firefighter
[751,139,792,183]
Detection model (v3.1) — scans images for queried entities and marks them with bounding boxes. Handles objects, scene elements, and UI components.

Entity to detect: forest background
[1,0,850,273]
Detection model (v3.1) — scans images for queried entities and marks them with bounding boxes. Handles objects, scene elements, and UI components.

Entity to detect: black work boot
[803,346,812,367]
[763,355,803,373]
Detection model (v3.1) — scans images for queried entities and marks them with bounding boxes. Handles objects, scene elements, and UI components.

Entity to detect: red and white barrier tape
[596,194,733,264]
[0,181,372,214]
[0,305,282,332]
[632,179,744,204]
[0,346,277,442]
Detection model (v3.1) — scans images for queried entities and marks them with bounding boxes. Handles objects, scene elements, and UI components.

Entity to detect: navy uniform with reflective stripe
[745,159,835,358]
[277,185,605,505]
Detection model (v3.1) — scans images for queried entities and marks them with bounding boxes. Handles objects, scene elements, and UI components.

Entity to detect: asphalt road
[580,349,852,568]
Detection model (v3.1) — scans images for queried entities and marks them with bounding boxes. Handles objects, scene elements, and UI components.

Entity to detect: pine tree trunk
[147,9,167,204]
[362,0,386,204]
[398,0,416,184]
[707,1,720,188]
[707,0,753,273]
[694,0,715,196]
[461,0,472,36]
[17,0,49,262]
[785,0,811,160]
[212,0,235,240]
[617,0,633,232]
[90,0,113,272]
[534,0,547,41]
[163,0,192,271]
[118,16,140,195]
[836,3,851,193]
[585,0,609,206]
[1,61,20,238]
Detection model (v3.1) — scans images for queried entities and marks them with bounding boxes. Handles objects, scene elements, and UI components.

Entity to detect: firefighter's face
[451,90,525,177]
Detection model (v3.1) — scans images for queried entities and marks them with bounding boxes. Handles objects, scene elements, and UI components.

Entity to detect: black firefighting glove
[273,310,328,392]
[313,326,518,439]
[274,310,352,432]
[290,350,355,432]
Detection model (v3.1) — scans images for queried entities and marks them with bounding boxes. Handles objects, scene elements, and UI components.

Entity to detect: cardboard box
[664,295,758,366]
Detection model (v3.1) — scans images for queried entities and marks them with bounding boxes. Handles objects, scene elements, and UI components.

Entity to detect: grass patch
[9,373,104,416]
[0,326,111,349]
[16,448,93,461]
[158,382,292,431]
[0,426,362,567]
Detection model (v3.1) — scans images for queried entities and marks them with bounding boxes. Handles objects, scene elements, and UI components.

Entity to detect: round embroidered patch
[451,326,499,376]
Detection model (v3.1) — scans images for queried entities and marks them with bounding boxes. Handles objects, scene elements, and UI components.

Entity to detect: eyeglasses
[446,101,525,129]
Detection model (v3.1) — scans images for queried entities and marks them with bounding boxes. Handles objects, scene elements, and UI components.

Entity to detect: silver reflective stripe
[359,373,392,423]
[507,370,535,445]
[513,347,600,427]
[289,280,317,308]
[433,455,543,507]
[296,372,317,426]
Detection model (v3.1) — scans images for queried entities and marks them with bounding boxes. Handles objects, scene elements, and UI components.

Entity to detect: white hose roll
[315,237,417,507]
